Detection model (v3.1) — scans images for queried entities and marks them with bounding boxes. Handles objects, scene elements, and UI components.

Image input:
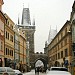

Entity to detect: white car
[47,67,71,75]
[0,67,15,75]
[14,70,23,75]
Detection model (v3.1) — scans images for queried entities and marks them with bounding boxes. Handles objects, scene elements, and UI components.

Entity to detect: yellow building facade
[0,11,6,67]
[19,28,26,65]
[4,14,15,67]
[48,21,72,72]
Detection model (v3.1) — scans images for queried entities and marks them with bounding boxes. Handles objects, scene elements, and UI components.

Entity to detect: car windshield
[50,68,68,71]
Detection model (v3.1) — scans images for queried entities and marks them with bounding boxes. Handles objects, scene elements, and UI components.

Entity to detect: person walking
[37,67,40,75]
[35,67,37,75]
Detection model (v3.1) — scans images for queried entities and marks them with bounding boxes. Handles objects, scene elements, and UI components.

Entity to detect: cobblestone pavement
[23,72,46,75]
[23,70,47,75]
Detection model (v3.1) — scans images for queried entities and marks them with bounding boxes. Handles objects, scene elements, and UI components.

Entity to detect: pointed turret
[32,18,35,25]
[70,1,75,23]
[0,0,4,11]
[48,26,57,44]
[72,1,75,12]
[18,16,20,24]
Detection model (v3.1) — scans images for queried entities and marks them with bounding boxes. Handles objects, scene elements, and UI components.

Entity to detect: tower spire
[21,7,31,25]
[28,3,29,8]
[56,25,57,32]
[18,14,20,24]
[32,16,35,25]
[23,3,24,8]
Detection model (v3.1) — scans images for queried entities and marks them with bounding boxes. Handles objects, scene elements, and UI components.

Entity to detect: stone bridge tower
[17,7,48,69]
[17,7,35,68]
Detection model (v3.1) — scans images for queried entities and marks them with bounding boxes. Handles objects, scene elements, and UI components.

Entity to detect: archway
[35,60,44,67]
[54,61,60,67]
[34,58,47,72]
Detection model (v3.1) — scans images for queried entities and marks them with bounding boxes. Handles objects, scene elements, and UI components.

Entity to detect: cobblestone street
[39,72,46,75]
[23,70,47,75]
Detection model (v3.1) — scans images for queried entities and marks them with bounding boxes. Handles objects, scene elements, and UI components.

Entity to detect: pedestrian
[35,67,37,75]
[37,67,40,75]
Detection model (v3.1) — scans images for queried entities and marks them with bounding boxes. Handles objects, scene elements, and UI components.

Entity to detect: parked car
[47,67,71,75]
[14,70,23,75]
[0,67,15,75]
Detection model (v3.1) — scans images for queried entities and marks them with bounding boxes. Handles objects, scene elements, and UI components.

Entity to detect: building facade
[4,14,15,67]
[0,11,6,67]
[14,25,20,68]
[19,28,26,64]
[0,0,6,67]
[45,1,75,74]
[18,28,27,71]
[70,1,75,75]
[48,21,72,72]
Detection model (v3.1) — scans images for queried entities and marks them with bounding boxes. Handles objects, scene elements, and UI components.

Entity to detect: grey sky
[3,0,74,53]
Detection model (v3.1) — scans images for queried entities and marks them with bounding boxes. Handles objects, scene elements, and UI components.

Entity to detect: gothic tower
[70,1,75,23]
[17,7,35,68]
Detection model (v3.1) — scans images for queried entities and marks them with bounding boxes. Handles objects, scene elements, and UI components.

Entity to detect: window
[10,50,13,56]
[58,36,59,41]
[58,45,59,50]
[56,54,57,60]
[8,21,9,25]
[10,50,11,56]
[64,38,67,45]
[6,31,9,40]
[58,53,60,59]
[6,48,7,55]
[10,24,13,29]
[65,28,67,35]
[50,67,68,71]
[61,42,63,48]
[10,35,13,42]
[61,51,63,58]
[61,32,63,38]
[0,41,3,51]
[65,49,68,57]
[11,26,13,29]
[8,49,9,55]
[11,50,13,56]
[8,33,9,40]
[74,52,75,56]
[6,31,7,39]
[1,41,2,51]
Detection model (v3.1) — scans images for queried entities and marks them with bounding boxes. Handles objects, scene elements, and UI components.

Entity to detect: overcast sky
[3,0,74,53]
